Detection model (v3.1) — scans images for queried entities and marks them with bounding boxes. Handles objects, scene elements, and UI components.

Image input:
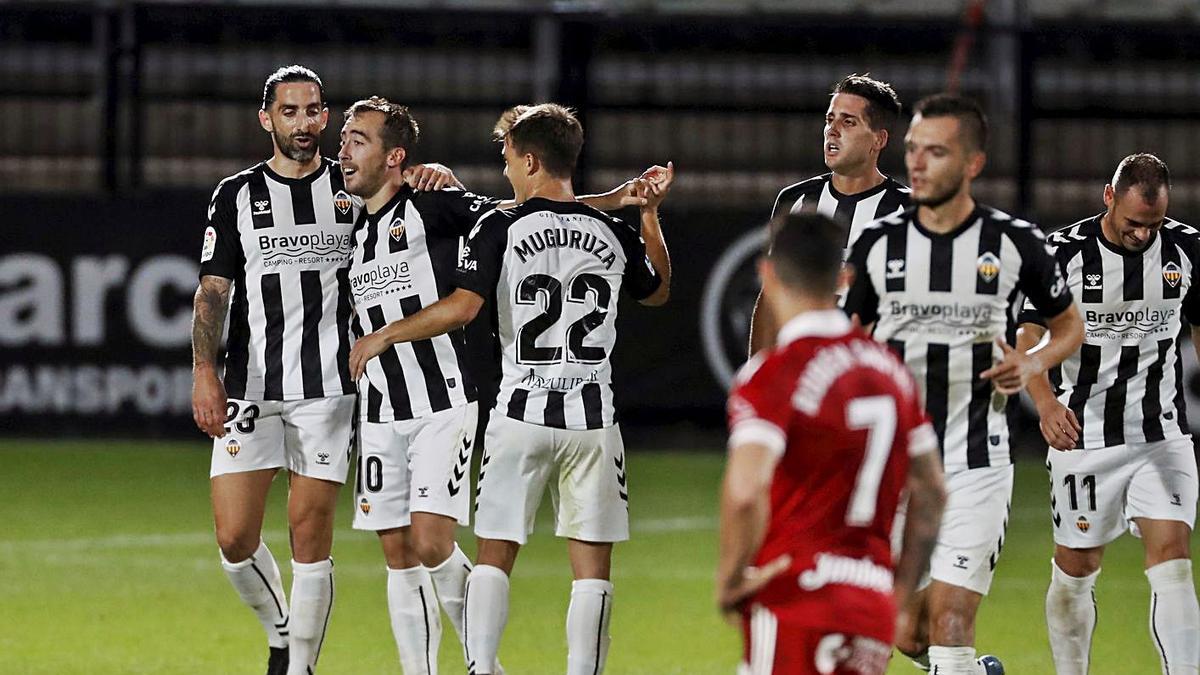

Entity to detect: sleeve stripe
[728,418,787,458]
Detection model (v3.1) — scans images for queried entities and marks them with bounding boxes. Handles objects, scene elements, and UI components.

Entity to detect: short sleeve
[611,215,661,301]
[1014,229,1073,319]
[421,188,504,237]
[452,211,509,299]
[727,356,791,458]
[842,233,881,325]
[199,179,244,280]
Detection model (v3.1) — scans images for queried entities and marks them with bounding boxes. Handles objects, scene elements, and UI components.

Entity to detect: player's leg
[1128,438,1200,675]
[566,539,614,675]
[895,586,932,669]
[211,400,291,671]
[282,394,355,675]
[379,527,441,675]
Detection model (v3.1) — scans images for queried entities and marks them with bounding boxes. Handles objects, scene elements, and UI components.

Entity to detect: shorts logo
[252,199,271,216]
[886,258,906,280]
[1084,273,1102,291]
[389,218,406,242]
[1171,493,1183,506]
[225,439,241,458]
[1164,261,1183,288]
[316,452,330,466]
[953,555,969,570]
[201,226,217,263]
[334,190,352,215]
[418,486,429,498]
[976,252,1000,283]
[359,498,371,515]
[1075,516,1091,533]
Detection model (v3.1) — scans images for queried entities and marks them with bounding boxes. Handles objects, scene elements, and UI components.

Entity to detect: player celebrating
[842,94,1084,675]
[191,67,455,675]
[718,212,947,674]
[1017,154,1200,675]
[750,74,909,353]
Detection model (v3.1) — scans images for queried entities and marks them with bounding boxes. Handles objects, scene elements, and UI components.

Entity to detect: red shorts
[741,604,891,675]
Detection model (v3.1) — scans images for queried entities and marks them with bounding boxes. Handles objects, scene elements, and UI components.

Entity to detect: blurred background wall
[6,0,1200,440]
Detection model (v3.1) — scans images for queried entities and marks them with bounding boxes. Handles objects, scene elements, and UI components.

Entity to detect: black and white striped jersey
[453,198,661,431]
[1020,215,1200,449]
[349,186,501,423]
[200,158,361,401]
[843,205,1074,474]
[770,173,910,247]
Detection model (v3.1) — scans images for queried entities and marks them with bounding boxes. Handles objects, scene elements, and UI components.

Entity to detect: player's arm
[348,288,484,381]
[639,192,672,307]
[579,162,674,212]
[401,163,463,191]
[1017,320,1080,450]
[893,449,946,610]
[192,274,232,438]
[982,303,1082,395]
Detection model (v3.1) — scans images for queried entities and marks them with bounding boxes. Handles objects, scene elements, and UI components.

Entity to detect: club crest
[977,252,1000,283]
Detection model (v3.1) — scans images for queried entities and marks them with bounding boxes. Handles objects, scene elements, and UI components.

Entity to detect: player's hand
[192,366,228,439]
[979,337,1042,395]
[349,331,391,381]
[638,161,674,211]
[716,554,792,625]
[1037,399,1081,451]
[402,163,462,191]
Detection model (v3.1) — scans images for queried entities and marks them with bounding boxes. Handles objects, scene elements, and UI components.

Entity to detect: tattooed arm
[192,275,232,438]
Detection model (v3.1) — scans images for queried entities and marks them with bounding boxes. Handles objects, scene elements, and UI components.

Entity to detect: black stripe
[463,578,473,668]
[290,181,317,225]
[360,211,379,264]
[261,274,285,399]
[1162,239,1183,299]
[1151,593,1170,673]
[1174,338,1189,431]
[366,382,383,424]
[929,236,954,292]
[1067,344,1102,449]
[967,342,992,469]
[249,562,285,619]
[886,339,905,362]
[328,167,355,224]
[926,344,950,452]
[1142,339,1172,442]
[1104,346,1141,447]
[335,267,355,394]
[313,570,334,669]
[832,186,856,230]
[593,591,608,675]
[366,304,413,419]
[885,225,908,292]
[418,585,432,674]
[400,295,452,412]
[975,216,1003,295]
[224,271,251,398]
[248,170,275,230]
[299,270,324,398]
[545,391,567,428]
[582,383,604,429]
[1080,238,1104,304]
[1122,250,1144,301]
[507,388,529,420]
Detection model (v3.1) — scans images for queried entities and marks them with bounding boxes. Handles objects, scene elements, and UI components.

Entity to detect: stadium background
[3,0,1200,672]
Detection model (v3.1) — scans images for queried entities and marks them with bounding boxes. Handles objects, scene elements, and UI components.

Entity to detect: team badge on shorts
[334,190,352,215]
[1075,515,1091,533]
[977,252,1000,283]
[225,439,241,458]
[1164,261,1183,288]
[389,218,406,241]
[359,498,371,515]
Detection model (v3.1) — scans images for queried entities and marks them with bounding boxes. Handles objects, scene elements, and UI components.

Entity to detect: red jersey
[727,310,937,644]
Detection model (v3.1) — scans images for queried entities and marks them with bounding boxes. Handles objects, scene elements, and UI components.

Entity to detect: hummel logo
[316,452,330,465]
[418,486,429,498]
[953,555,969,570]
[1171,493,1182,506]
[886,258,905,280]
[1084,273,1102,290]
[253,199,271,215]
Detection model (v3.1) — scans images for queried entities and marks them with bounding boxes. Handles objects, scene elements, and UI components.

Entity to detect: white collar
[777,310,851,346]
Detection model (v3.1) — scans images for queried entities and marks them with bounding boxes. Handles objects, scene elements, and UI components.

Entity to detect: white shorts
[474,414,629,545]
[1048,437,1198,549]
[352,402,478,531]
[928,464,1014,596]
[209,394,355,483]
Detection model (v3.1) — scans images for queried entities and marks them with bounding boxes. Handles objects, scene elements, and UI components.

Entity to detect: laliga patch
[334,190,352,215]
[225,439,241,458]
[1164,261,1183,288]
[976,251,1000,283]
[389,218,406,242]
[201,226,217,262]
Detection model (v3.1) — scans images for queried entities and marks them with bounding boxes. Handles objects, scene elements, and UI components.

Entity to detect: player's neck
[364,179,402,215]
[521,177,576,203]
[267,152,322,180]
[770,295,838,327]
[917,189,976,234]
[830,166,885,195]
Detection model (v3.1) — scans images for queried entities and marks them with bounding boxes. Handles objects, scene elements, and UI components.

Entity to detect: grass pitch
[0,439,1193,673]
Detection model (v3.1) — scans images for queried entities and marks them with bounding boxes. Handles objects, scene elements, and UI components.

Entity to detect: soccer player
[842,94,1085,675]
[347,103,671,674]
[190,67,456,675]
[749,74,910,354]
[1017,154,1200,675]
[718,212,947,674]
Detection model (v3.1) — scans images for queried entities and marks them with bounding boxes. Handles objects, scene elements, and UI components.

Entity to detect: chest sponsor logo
[349,262,413,298]
[257,231,353,268]
[976,252,1000,283]
[334,190,352,215]
[1084,307,1176,339]
[1084,273,1102,291]
[885,258,905,280]
[1164,261,1183,288]
[389,218,406,242]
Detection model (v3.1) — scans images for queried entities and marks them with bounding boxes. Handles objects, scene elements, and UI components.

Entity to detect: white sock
[464,565,509,675]
[221,541,290,649]
[566,579,614,675]
[388,565,441,675]
[1045,559,1099,675]
[289,558,334,675]
[929,645,983,675]
[427,544,472,648]
[1146,559,1200,675]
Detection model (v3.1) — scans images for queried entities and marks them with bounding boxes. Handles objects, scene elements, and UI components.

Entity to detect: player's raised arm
[635,162,673,306]
[401,162,463,191]
[191,274,232,438]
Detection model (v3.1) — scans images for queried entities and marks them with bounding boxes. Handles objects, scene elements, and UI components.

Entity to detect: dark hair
[496,103,583,178]
[344,96,420,163]
[1113,153,1171,203]
[832,74,902,133]
[261,65,325,111]
[913,93,989,152]
[765,213,848,296]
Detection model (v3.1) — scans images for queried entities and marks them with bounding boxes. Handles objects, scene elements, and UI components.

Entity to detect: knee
[411,532,452,568]
[895,636,928,659]
[1055,552,1102,578]
[216,530,259,563]
[1146,545,1191,568]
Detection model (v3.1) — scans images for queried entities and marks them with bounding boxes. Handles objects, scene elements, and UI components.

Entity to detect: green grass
[0,440,1193,673]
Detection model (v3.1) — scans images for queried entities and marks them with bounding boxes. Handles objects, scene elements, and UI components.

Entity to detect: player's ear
[258,109,273,133]
[874,128,889,152]
[317,106,329,131]
[524,152,538,177]
[966,150,987,180]
[838,263,855,291]
[1103,183,1115,210]
[388,147,406,169]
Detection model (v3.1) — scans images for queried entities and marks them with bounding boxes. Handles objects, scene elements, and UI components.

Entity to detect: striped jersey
[453,198,661,430]
[843,205,1074,474]
[349,186,500,423]
[770,173,910,248]
[1020,214,1200,449]
[200,158,360,401]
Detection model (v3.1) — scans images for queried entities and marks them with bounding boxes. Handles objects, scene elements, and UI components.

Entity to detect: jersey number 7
[845,396,898,527]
